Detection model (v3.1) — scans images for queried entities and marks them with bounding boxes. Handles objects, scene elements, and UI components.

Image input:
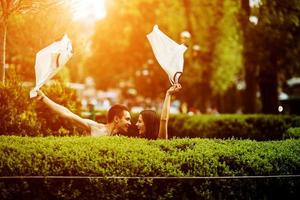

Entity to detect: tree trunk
[244,63,257,113]
[258,65,279,114]
[2,19,7,84]
[182,0,193,37]
[240,0,257,113]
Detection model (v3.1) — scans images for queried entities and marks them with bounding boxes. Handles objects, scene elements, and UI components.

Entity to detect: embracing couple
[35,25,185,139]
[36,83,181,140]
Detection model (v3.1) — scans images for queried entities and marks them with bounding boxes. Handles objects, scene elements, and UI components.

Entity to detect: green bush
[0,73,84,136]
[166,114,300,140]
[35,81,85,136]
[96,113,300,140]
[284,127,300,139]
[0,136,299,199]
[106,113,299,140]
[1,136,299,176]
[0,73,40,136]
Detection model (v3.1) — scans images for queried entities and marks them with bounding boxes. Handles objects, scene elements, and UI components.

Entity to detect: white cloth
[147,25,187,85]
[30,34,73,98]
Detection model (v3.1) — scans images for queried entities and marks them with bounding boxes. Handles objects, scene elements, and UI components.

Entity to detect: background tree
[2,1,86,83]
[0,0,50,83]
[260,0,300,113]
[211,0,243,113]
[245,0,300,113]
[87,0,243,113]
[240,0,258,113]
[179,0,242,113]
[86,0,185,99]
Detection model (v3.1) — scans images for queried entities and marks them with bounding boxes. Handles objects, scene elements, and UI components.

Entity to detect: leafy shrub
[0,73,84,136]
[0,73,40,136]
[284,127,300,139]
[0,136,299,199]
[166,114,300,140]
[35,81,85,136]
[1,136,299,177]
[93,113,300,140]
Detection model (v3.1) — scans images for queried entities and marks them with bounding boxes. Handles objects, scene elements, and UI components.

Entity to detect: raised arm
[36,90,91,132]
[158,84,181,139]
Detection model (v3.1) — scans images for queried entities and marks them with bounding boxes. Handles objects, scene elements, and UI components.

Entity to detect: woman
[136,84,181,139]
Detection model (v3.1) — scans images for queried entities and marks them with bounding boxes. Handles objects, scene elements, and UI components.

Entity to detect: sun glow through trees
[71,0,106,21]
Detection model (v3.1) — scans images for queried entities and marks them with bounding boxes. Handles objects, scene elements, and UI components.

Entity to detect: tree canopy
[87,0,243,111]
[2,0,299,113]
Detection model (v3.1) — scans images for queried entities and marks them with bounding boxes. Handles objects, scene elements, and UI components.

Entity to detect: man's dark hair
[107,104,129,123]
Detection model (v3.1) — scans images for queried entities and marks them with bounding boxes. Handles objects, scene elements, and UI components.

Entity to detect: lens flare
[71,0,106,21]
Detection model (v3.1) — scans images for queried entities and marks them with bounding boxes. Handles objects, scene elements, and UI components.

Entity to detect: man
[36,90,131,136]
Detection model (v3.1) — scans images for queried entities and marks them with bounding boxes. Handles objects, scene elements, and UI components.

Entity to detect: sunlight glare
[72,0,106,21]
[250,0,261,8]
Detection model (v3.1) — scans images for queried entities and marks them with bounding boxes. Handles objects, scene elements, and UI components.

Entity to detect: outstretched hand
[167,83,182,95]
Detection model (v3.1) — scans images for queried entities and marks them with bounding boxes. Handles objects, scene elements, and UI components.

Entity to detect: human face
[115,110,131,133]
[136,114,146,137]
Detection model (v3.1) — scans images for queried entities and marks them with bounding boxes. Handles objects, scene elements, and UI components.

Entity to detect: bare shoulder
[82,119,101,126]
[83,119,108,137]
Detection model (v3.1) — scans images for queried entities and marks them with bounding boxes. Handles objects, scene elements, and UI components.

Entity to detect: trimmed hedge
[284,127,300,139]
[167,114,300,140]
[1,136,299,176]
[97,113,300,140]
[0,136,299,199]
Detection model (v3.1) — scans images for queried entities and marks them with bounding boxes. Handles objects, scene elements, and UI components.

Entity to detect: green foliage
[87,0,242,105]
[87,0,177,97]
[212,0,243,94]
[2,136,298,177]
[255,0,300,75]
[36,81,85,136]
[284,127,300,139]
[95,112,299,140]
[6,1,84,82]
[0,72,40,135]
[0,75,298,141]
[179,0,243,110]
[167,114,300,140]
[243,0,300,113]
[0,73,83,136]
[0,136,299,199]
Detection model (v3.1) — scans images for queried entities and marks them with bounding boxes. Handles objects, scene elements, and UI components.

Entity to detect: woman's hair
[140,110,160,140]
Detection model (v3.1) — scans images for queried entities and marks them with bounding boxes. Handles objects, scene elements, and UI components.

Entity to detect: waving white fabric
[30,34,73,98]
[147,25,187,85]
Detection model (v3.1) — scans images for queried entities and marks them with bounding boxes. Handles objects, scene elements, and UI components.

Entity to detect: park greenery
[1,0,300,113]
[0,72,84,136]
[1,1,300,198]
[1,75,300,139]
[0,136,299,199]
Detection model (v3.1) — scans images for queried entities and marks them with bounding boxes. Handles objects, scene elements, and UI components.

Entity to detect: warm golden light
[71,0,106,21]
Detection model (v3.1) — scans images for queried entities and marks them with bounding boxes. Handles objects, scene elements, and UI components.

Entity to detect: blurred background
[1,0,300,115]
